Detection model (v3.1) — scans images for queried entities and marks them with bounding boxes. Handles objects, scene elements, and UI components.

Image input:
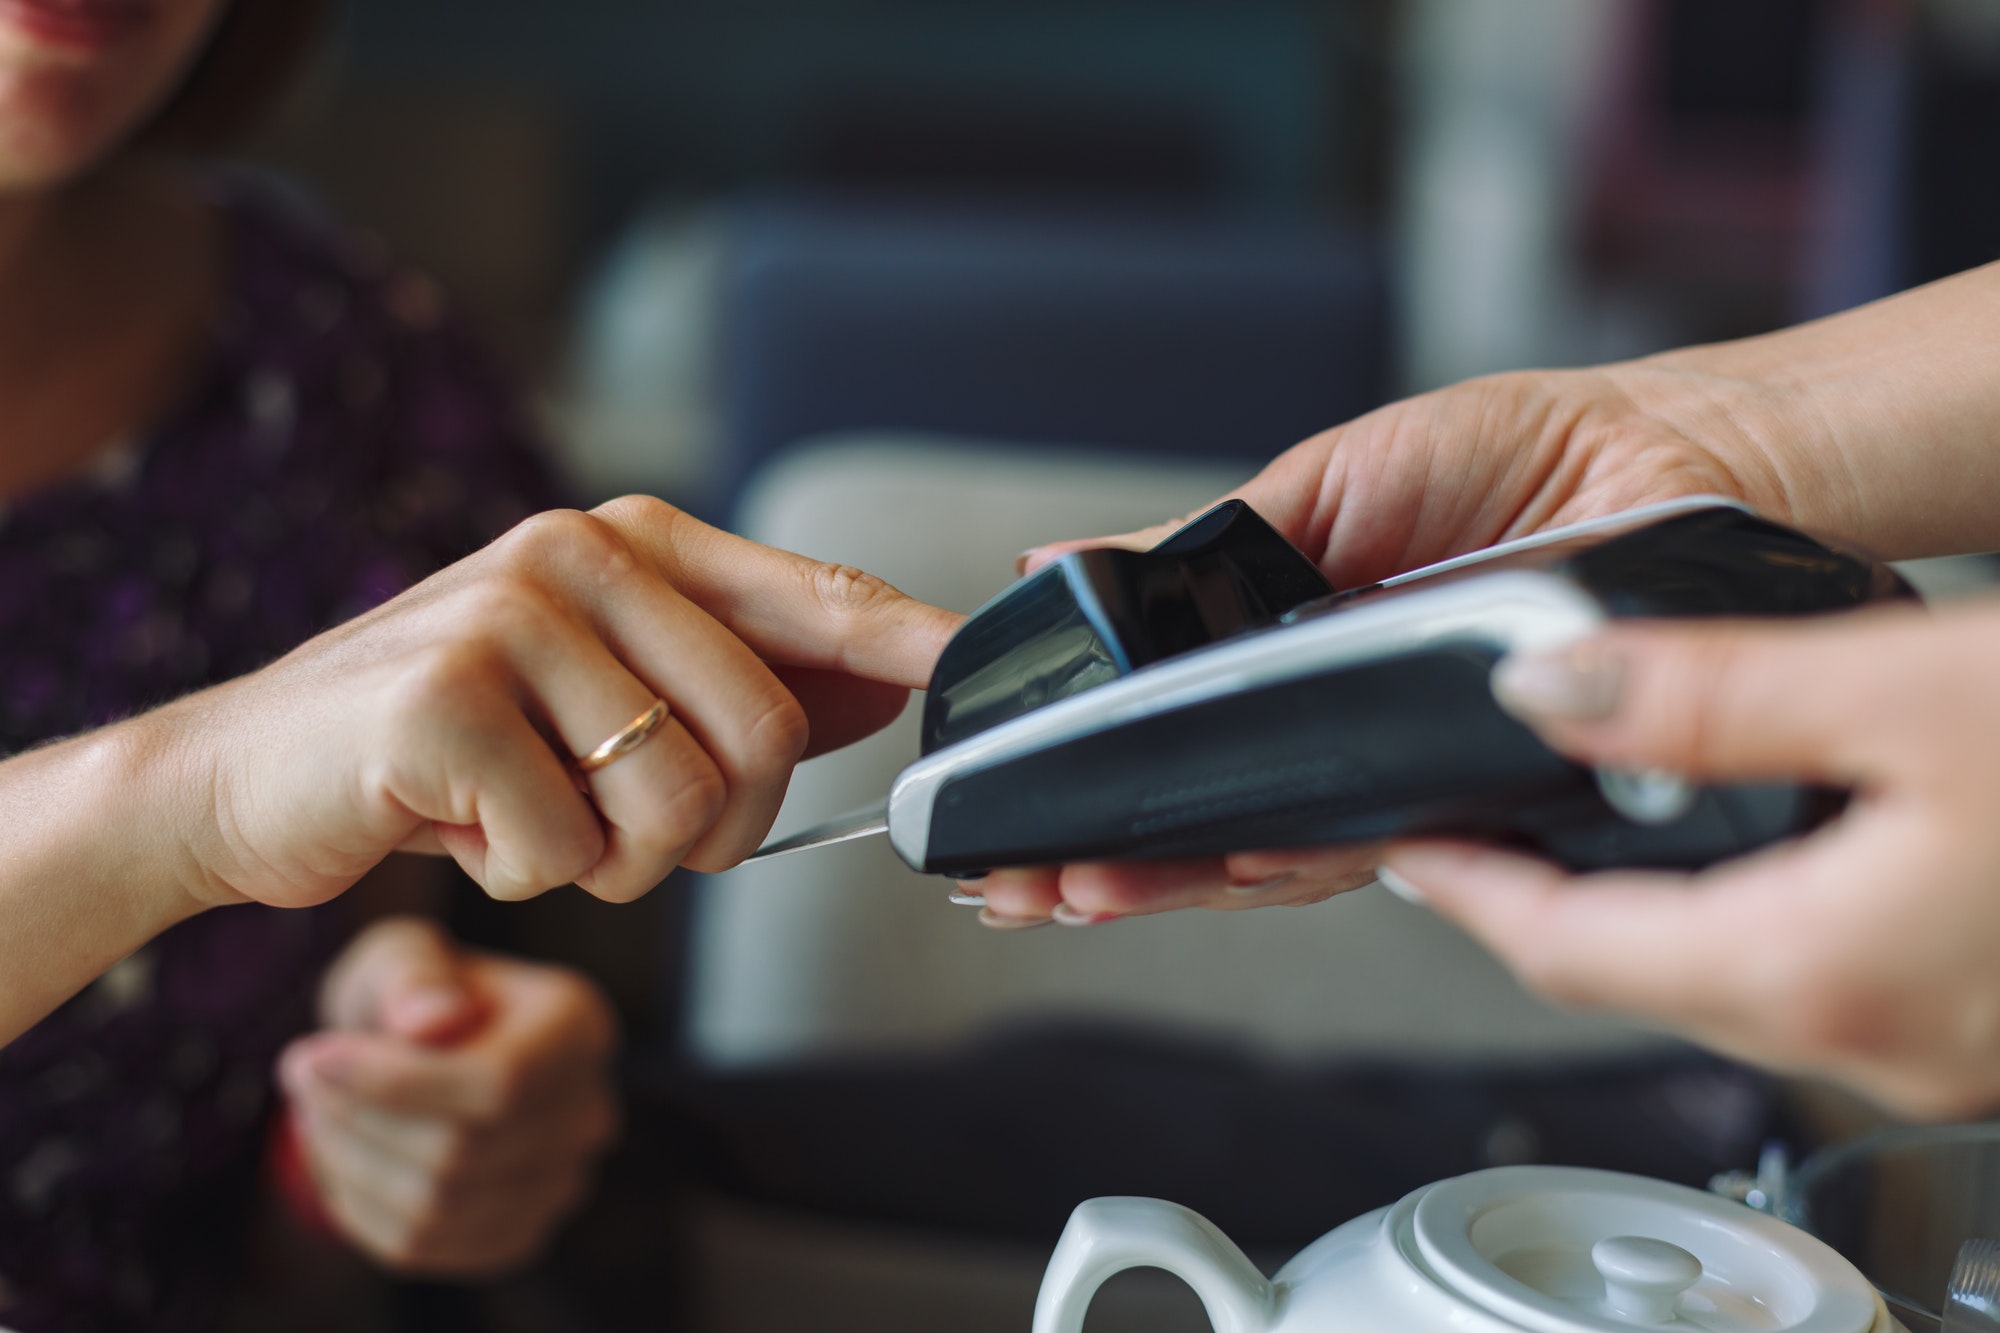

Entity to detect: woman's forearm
[0,715,208,1044]
[1647,260,2000,559]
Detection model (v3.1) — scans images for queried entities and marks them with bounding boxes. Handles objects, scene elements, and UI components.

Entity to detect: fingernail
[1377,866,1426,906]
[1014,548,1044,576]
[978,908,1053,932]
[948,890,987,908]
[1051,903,1121,928]
[1492,643,1623,722]
[1224,871,1298,900]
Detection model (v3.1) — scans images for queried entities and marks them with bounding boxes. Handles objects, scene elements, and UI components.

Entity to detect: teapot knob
[1592,1235,1703,1324]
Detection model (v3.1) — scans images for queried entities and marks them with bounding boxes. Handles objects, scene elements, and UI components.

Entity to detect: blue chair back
[714,197,1391,508]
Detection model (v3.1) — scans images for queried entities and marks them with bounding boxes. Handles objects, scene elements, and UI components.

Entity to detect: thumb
[1017,518,1185,577]
[1488,614,1901,784]
[320,917,485,1046]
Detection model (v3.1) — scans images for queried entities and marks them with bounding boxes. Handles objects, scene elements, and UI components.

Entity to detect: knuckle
[553,819,611,883]
[805,561,901,623]
[499,507,597,561]
[654,764,729,851]
[496,508,642,591]
[461,576,568,644]
[488,825,605,902]
[384,640,498,723]
[594,492,679,533]
[741,690,810,779]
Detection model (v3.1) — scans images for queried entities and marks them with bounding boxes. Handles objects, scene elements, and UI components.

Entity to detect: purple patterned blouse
[0,175,561,1331]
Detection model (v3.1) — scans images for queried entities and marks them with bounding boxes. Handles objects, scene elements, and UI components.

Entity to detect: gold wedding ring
[576,699,669,774]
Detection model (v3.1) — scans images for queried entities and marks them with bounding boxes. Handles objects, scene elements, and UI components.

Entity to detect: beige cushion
[686,436,1671,1069]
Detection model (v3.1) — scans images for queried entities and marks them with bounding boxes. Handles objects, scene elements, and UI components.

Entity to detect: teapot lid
[1405,1167,1882,1333]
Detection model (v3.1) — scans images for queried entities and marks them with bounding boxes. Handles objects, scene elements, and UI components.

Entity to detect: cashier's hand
[976,361,1851,926]
[1386,601,2000,1120]
[278,917,620,1275]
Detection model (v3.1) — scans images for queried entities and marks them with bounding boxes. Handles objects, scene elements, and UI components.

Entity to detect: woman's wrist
[0,715,214,1042]
[1628,262,2000,559]
[1590,351,1861,541]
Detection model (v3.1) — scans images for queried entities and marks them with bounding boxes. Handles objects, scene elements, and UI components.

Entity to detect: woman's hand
[278,917,619,1276]
[0,495,958,1043]
[155,496,961,912]
[1019,360,1845,593]
[976,359,1840,927]
[1378,600,2000,1120]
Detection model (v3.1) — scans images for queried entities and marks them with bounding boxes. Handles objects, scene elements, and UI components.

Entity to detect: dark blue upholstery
[714,197,1392,506]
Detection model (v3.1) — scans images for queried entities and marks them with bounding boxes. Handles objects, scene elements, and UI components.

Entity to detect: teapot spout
[1033,1197,1276,1333]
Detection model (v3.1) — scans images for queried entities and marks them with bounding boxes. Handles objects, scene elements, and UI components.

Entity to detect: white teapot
[1034,1166,1901,1333]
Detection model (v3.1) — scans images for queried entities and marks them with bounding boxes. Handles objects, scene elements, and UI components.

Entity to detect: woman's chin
[0,65,154,187]
[0,130,106,193]
[0,0,224,187]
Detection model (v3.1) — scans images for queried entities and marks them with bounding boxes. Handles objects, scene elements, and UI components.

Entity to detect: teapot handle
[1032,1197,1276,1333]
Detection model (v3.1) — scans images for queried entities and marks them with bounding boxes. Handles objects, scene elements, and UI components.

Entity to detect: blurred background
[225,1,2000,1328]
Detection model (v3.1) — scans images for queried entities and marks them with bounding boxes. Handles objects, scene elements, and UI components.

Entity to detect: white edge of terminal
[886,568,1609,870]
[1378,495,1754,588]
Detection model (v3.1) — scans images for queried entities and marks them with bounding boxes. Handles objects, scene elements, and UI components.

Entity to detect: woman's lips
[0,0,155,53]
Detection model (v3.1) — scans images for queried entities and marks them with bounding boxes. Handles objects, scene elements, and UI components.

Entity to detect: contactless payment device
[750,497,1912,875]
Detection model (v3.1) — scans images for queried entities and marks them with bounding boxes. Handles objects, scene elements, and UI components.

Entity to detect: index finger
[593,496,963,688]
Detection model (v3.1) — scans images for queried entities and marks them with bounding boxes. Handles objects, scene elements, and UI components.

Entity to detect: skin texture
[0,0,958,1277]
[973,261,2000,1117]
[1392,605,2000,1121]
[0,497,960,1042]
[975,357,1845,926]
[0,497,957,1271]
[279,917,620,1276]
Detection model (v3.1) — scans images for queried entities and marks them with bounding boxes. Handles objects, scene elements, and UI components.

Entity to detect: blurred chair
[708,197,1392,507]
[646,436,1793,1333]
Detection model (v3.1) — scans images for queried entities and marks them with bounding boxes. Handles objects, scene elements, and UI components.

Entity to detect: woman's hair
[139,0,334,151]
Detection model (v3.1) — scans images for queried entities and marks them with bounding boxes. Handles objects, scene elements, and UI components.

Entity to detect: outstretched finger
[593,496,963,688]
